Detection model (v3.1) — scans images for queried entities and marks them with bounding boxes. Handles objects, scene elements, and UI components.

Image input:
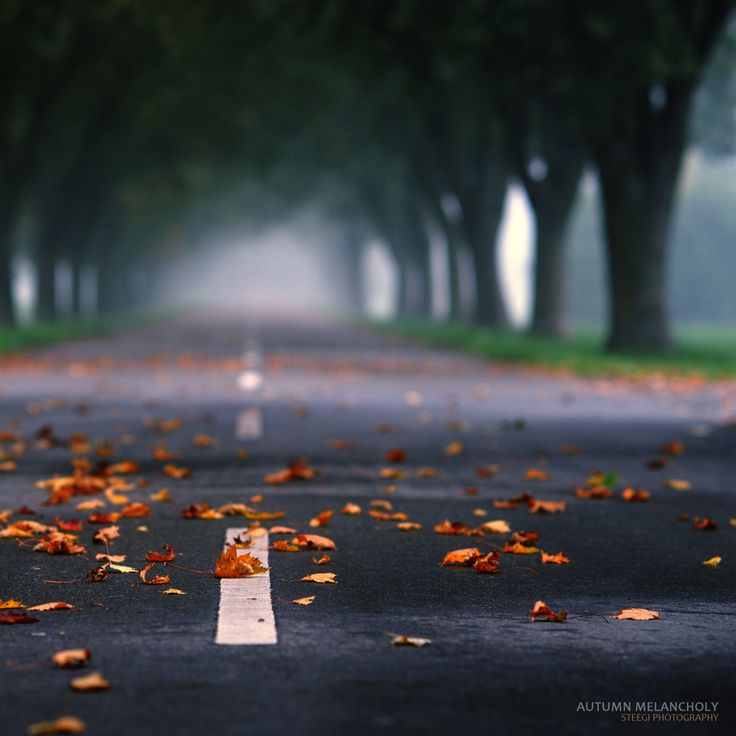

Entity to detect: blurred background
[1,0,735,363]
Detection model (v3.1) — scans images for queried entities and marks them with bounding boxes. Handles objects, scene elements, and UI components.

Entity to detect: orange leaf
[614,608,660,621]
[540,551,570,565]
[27,715,87,735]
[301,572,336,584]
[214,546,267,578]
[531,600,567,623]
[145,544,175,562]
[69,671,111,692]
[290,534,336,551]
[139,564,171,585]
[441,548,482,566]
[27,602,75,611]
[52,648,91,669]
[525,468,551,481]
[309,509,334,528]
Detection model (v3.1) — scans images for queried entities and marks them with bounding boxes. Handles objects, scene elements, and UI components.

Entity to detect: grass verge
[380,320,736,379]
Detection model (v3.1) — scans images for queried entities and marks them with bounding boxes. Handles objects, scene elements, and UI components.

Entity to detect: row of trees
[1,1,734,352]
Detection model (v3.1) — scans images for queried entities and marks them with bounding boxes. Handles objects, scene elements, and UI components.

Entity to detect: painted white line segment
[215,528,277,645]
[236,407,263,439]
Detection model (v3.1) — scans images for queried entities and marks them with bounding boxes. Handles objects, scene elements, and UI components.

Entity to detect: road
[1,312,734,735]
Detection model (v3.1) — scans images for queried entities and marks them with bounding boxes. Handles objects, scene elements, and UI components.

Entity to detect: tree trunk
[70,250,84,318]
[442,221,463,322]
[468,236,507,328]
[598,159,678,352]
[35,238,56,321]
[0,250,14,326]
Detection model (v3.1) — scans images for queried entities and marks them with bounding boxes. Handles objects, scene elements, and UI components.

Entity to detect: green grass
[0,313,159,355]
[380,320,736,379]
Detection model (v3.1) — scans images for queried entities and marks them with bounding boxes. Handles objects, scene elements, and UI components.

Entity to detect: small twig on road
[164,561,213,576]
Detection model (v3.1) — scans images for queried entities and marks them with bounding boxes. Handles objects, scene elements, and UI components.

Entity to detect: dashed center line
[215,529,277,645]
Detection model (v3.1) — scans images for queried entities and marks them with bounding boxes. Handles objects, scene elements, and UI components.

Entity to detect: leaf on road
[441,548,481,566]
[92,526,119,545]
[340,503,362,515]
[149,487,172,502]
[503,542,540,555]
[444,441,464,456]
[145,544,175,562]
[34,532,86,555]
[301,572,336,584]
[27,602,75,611]
[531,601,567,623]
[702,556,721,567]
[214,546,267,578]
[264,458,317,485]
[385,448,406,463]
[273,540,299,552]
[161,588,186,595]
[181,503,223,520]
[390,634,431,647]
[69,671,111,692]
[664,479,691,491]
[434,519,476,536]
[368,510,408,521]
[397,522,422,531]
[139,564,171,585]
[269,525,297,533]
[0,598,23,609]
[525,468,551,481]
[292,596,316,605]
[52,649,91,669]
[162,464,192,479]
[693,517,717,530]
[527,499,566,514]
[290,534,336,551]
[0,613,38,624]
[473,552,500,574]
[622,488,651,502]
[27,715,87,734]
[312,554,331,565]
[541,552,570,564]
[479,520,510,534]
[614,608,660,620]
[309,509,334,528]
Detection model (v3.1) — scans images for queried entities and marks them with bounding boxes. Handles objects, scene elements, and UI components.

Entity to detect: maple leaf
[622,487,651,502]
[120,502,151,518]
[368,510,408,521]
[0,613,38,624]
[693,517,717,530]
[181,503,223,520]
[34,532,86,555]
[503,542,540,555]
[309,509,334,528]
[301,572,336,584]
[139,565,171,585]
[214,546,267,578]
[52,649,91,669]
[614,608,660,621]
[293,596,316,605]
[390,634,431,647]
[86,512,120,524]
[27,602,75,611]
[441,548,482,566]
[527,499,566,514]
[145,544,175,562]
[55,517,83,532]
[385,448,406,463]
[27,715,87,735]
[1,520,56,538]
[541,552,571,565]
[702,556,721,567]
[433,519,476,536]
[479,520,510,534]
[340,503,361,515]
[0,598,23,609]
[531,600,567,623]
[290,534,336,550]
[69,671,111,692]
[163,464,192,479]
[92,525,119,545]
[473,552,500,574]
[397,522,422,531]
[525,468,551,481]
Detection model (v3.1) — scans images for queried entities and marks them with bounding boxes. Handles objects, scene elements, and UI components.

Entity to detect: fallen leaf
[214,546,267,578]
[290,534,336,551]
[385,448,406,463]
[273,540,299,552]
[145,544,175,562]
[614,608,660,621]
[104,563,138,574]
[162,464,192,479]
[622,488,651,502]
[0,613,38,624]
[664,479,691,491]
[541,551,571,565]
[309,509,334,528]
[269,525,297,534]
[301,572,336,584]
[292,596,316,605]
[397,522,422,531]
[662,441,684,456]
[391,634,431,647]
[69,671,111,692]
[368,510,408,521]
[264,458,317,485]
[27,715,87,735]
[181,503,223,520]
[472,552,500,574]
[27,602,75,611]
[340,503,361,515]
[312,554,331,565]
[527,499,566,514]
[693,517,717,530]
[503,542,540,555]
[149,487,172,502]
[479,520,510,534]
[444,441,464,456]
[702,556,721,567]
[193,433,217,447]
[416,467,441,478]
[531,600,567,623]
[52,649,91,669]
[92,526,119,545]
[139,565,171,585]
[120,502,151,518]
[34,532,86,555]
[525,468,551,481]
[441,548,481,566]
[161,588,186,595]
[0,598,23,609]
[433,519,476,536]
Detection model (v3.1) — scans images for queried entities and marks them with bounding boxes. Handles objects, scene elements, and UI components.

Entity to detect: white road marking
[215,529,277,645]
[236,407,263,439]
[237,369,263,392]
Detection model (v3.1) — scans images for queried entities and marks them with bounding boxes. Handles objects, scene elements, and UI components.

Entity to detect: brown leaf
[441,548,481,566]
[69,671,111,692]
[396,522,422,531]
[27,715,87,735]
[472,552,500,574]
[27,602,75,612]
[52,648,91,669]
[693,517,717,530]
[290,534,336,551]
[540,551,571,565]
[292,596,316,605]
[390,634,431,647]
[525,468,551,481]
[340,503,361,515]
[503,542,540,555]
[301,572,336,584]
[312,554,331,565]
[139,564,171,585]
[145,544,175,562]
[531,600,567,623]
[161,588,186,595]
[614,608,660,621]
[0,613,38,624]
[214,546,267,578]
[385,448,406,463]
[0,598,23,609]
[309,509,334,528]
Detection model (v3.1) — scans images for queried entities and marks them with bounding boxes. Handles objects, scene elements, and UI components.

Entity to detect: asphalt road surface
[1,312,734,736]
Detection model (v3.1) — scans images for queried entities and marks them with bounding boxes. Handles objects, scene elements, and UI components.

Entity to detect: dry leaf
[161,588,186,595]
[292,596,316,605]
[664,479,691,491]
[702,556,721,567]
[503,542,540,555]
[531,600,567,623]
[0,613,38,624]
[340,503,362,515]
[145,544,175,562]
[614,608,660,620]
[52,649,91,669]
[444,441,464,456]
[525,468,551,481]
[391,634,431,647]
[27,602,75,612]
[541,551,570,565]
[479,520,510,534]
[312,554,331,565]
[301,572,337,584]
[139,564,171,585]
[0,598,23,609]
[309,509,334,528]
[290,534,336,551]
[385,448,406,463]
[693,517,717,530]
[69,671,111,692]
[441,548,482,566]
[397,522,422,531]
[527,499,566,514]
[27,715,87,734]
[269,525,297,534]
[214,546,267,578]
